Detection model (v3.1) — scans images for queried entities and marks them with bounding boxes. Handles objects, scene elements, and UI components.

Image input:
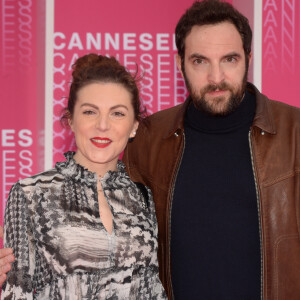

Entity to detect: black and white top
[2,152,166,299]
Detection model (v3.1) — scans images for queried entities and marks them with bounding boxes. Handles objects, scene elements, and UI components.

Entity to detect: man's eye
[225,57,237,63]
[193,58,204,64]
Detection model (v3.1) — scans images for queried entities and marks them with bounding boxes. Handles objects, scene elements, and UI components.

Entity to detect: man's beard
[183,64,248,117]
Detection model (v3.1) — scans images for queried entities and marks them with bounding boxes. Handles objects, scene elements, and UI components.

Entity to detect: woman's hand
[0,226,15,286]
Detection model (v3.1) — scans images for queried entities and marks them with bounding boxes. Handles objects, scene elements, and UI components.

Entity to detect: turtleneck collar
[185,90,256,134]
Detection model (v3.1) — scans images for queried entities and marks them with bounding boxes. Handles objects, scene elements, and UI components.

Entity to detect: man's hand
[0,226,14,286]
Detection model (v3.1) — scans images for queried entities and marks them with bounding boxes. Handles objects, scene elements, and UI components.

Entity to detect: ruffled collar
[55,151,129,189]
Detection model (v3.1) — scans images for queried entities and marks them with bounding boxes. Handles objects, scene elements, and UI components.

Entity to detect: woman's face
[69,82,139,173]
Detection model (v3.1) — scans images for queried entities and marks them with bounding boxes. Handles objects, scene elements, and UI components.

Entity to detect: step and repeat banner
[262,0,300,104]
[0,0,46,224]
[52,0,196,163]
[1,0,300,222]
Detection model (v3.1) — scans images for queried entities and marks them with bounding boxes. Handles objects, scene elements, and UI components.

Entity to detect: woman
[1,54,166,299]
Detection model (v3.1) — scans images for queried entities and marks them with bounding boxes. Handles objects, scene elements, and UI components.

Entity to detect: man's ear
[248,51,253,66]
[176,54,184,76]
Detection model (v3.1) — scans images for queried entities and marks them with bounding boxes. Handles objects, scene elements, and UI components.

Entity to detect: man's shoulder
[269,98,300,110]
[250,82,300,121]
[144,102,185,124]
[269,99,300,119]
[130,102,186,146]
[265,99,300,136]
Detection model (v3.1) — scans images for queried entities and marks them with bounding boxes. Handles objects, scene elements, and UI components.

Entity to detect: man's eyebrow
[188,53,207,60]
[222,52,242,59]
[188,52,242,61]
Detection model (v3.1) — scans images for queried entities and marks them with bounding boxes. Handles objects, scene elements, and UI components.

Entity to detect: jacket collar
[247,82,276,134]
[164,82,276,138]
[164,97,192,138]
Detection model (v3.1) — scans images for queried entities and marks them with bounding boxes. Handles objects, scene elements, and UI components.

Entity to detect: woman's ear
[130,121,139,138]
[67,111,73,131]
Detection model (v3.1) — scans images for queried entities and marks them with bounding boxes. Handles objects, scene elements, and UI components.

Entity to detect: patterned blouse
[2,152,166,299]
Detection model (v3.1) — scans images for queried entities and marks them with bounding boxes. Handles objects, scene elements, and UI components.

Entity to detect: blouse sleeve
[1,182,34,300]
[145,186,158,236]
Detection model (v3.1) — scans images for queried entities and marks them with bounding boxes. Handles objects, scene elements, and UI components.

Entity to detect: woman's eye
[112,111,125,117]
[83,110,95,115]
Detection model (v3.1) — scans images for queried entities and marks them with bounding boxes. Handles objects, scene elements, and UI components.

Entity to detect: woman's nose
[95,115,110,131]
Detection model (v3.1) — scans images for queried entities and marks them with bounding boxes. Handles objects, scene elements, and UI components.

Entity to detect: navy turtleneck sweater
[171,91,261,299]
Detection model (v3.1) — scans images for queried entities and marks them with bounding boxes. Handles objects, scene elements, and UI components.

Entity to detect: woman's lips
[90,137,112,148]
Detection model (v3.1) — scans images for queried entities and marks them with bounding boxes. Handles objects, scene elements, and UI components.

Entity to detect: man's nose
[208,63,225,85]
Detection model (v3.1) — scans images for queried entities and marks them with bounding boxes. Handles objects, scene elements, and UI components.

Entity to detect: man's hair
[175,0,252,59]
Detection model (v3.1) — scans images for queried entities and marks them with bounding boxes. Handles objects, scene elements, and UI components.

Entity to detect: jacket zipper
[168,132,186,300]
[248,130,264,300]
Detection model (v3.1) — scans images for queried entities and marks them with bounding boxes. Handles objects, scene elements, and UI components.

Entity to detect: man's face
[177,22,251,116]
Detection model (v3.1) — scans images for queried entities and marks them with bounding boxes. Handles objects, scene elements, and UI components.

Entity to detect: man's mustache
[202,82,232,93]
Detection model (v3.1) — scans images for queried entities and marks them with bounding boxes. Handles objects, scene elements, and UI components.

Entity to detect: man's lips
[90,137,112,148]
[206,89,228,96]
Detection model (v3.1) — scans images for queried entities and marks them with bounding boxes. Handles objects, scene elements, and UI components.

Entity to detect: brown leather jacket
[123,83,300,300]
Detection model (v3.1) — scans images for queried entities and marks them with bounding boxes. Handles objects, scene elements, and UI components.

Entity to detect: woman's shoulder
[17,167,64,189]
[6,167,64,206]
[18,153,77,188]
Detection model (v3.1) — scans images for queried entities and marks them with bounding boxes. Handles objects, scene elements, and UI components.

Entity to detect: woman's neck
[73,152,118,177]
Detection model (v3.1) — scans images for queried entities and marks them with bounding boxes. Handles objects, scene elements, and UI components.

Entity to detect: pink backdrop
[53,0,197,163]
[0,0,46,225]
[262,0,300,105]
[0,0,300,224]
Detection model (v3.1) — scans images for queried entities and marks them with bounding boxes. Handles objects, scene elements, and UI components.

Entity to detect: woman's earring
[128,131,136,142]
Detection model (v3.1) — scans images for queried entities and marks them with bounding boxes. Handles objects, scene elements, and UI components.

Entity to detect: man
[123,1,300,299]
[1,0,300,299]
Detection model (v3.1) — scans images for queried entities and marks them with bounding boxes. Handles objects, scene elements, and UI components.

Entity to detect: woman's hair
[61,53,143,124]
